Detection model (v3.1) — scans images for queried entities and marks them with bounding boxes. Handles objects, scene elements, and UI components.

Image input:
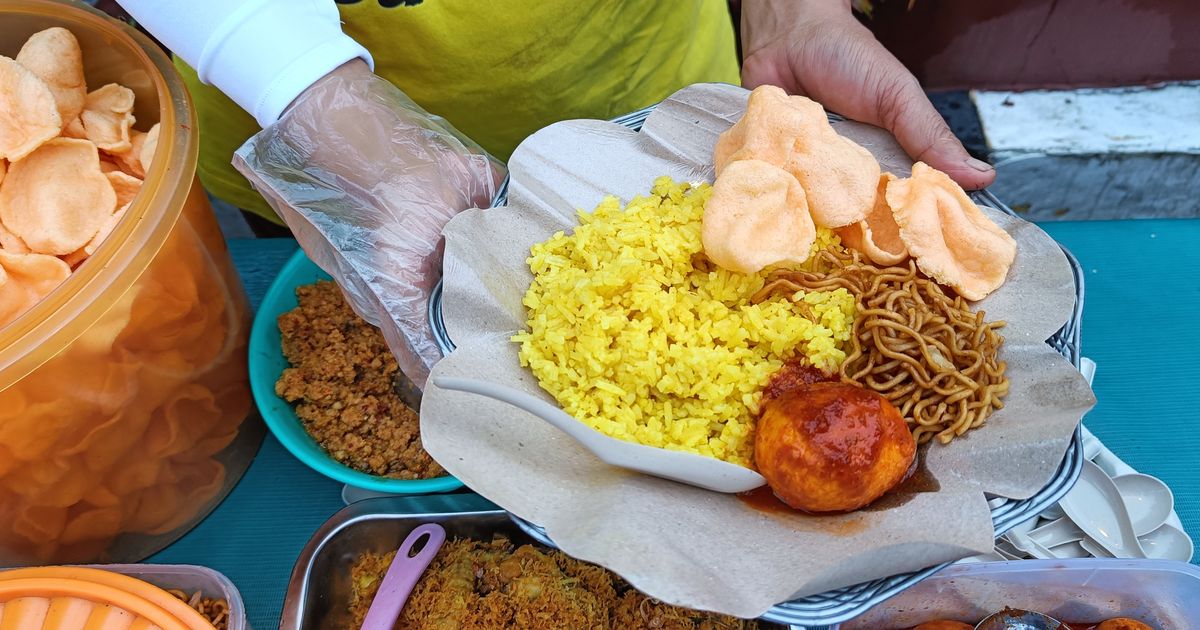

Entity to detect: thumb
[875,77,996,190]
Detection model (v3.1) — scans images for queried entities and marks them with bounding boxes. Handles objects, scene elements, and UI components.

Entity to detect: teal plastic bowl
[249,248,462,494]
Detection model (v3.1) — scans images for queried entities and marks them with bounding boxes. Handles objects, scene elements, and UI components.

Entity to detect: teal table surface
[151,222,1200,629]
[148,239,345,630]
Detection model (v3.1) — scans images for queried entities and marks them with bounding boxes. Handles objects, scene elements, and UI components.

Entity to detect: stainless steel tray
[280,494,792,629]
[426,104,1087,629]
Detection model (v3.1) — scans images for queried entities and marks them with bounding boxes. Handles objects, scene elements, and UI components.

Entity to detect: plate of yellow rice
[418,83,1094,621]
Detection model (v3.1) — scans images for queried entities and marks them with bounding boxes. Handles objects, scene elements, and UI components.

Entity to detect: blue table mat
[150,222,1200,629]
[1039,219,1200,542]
[148,239,346,630]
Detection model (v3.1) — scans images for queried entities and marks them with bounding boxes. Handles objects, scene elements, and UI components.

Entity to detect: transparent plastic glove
[233,60,504,388]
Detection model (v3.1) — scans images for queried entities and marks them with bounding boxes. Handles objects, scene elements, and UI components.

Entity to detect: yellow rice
[512,177,854,467]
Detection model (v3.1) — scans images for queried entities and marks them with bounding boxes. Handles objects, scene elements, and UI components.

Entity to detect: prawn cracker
[81,83,135,153]
[84,203,128,256]
[888,162,1016,301]
[715,85,878,229]
[105,171,141,208]
[62,116,86,139]
[16,28,86,131]
[0,137,115,255]
[703,159,815,274]
[139,123,160,173]
[114,130,146,178]
[837,172,908,266]
[0,56,61,162]
[0,249,70,327]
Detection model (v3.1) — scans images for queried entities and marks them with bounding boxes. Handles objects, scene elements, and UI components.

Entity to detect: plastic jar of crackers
[0,0,262,564]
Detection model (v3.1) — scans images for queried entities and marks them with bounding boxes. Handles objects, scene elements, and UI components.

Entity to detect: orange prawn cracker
[0,161,30,253]
[714,85,879,228]
[0,219,26,253]
[106,172,141,207]
[0,56,61,162]
[702,159,816,274]
[887,162,1017,301]
[140,123,160,173]
[0,137,115,255]
[0,249,70,327]
[62,116,86,139]
[715,86,806,175]
[113,130,147,178]
[62,203,128,269]
[80,83,135,153]
[0,206,251,562]
[15,28,86,131]
[837,172,908,266]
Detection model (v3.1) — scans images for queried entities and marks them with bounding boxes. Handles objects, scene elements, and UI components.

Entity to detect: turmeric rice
[512,177,854,467]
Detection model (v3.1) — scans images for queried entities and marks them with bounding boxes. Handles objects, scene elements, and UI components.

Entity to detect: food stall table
[148,218,1200,629]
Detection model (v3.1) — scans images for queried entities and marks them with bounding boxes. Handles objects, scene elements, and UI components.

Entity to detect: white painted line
[972,82,1200,157]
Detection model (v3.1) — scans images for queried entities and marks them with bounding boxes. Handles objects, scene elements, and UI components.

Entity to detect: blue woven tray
[427,103,1086,629]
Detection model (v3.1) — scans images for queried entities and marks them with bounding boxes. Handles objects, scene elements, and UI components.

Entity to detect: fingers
[741,2,995,191]
[874,74,995,190]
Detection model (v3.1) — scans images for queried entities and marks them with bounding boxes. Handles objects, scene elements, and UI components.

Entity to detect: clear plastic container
[837,559,1200,629]
[0,564,247,630]
[0,0,262,564]
[95,564,249,630]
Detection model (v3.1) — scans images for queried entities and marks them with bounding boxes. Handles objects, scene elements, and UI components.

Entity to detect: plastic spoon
[1005,528,1058,560]
[975,608,1065,630]
[1028,517,1085,548]
[1080,430,1103,462]
[360,523,447,630]
[1079,537,1113,558]
[993,541,1026,561]
[1039,504,1065,521]
[1046,541,1090,559]
[1058,460,1147,558]
[1139,523,1194,562]
[1112,473,1174,536]
[432,377,767,493]
[1002,517,1044,558]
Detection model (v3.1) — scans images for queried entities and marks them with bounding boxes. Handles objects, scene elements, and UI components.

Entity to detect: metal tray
[280,494,792,629]
[426,104,1088,629]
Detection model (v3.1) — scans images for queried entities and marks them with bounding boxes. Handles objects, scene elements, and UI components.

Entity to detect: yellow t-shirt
[179,0,741,222]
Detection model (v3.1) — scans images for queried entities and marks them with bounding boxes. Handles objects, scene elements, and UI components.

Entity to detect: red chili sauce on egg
[741,361,923,515]
[760,362,836,402]
[740,361,836,514]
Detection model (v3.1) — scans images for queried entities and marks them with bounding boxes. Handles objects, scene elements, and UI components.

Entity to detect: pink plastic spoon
[360,523,447,630]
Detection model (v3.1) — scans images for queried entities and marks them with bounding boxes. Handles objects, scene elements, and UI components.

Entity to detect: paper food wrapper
[421,83,1097,618]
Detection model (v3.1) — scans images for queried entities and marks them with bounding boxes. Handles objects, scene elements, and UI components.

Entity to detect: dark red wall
[865,0,1200,91]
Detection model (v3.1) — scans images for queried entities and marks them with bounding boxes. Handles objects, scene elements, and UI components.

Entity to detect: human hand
[739,0,995,190]
[234,60,504,387]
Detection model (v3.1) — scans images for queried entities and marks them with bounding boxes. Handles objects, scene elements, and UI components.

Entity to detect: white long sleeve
[117,0,373,127]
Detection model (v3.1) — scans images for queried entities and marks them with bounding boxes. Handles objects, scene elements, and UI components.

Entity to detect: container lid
[0,567,215,630]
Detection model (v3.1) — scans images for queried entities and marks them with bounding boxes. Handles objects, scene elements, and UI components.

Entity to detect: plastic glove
[234,60,504,388]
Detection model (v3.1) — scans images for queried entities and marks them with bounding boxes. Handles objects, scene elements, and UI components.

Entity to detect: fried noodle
[167,589,229,630]
[751,248,1010,444]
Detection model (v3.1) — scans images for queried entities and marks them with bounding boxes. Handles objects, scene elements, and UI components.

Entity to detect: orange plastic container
[0,567,218,629]
[0,0,262,564]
